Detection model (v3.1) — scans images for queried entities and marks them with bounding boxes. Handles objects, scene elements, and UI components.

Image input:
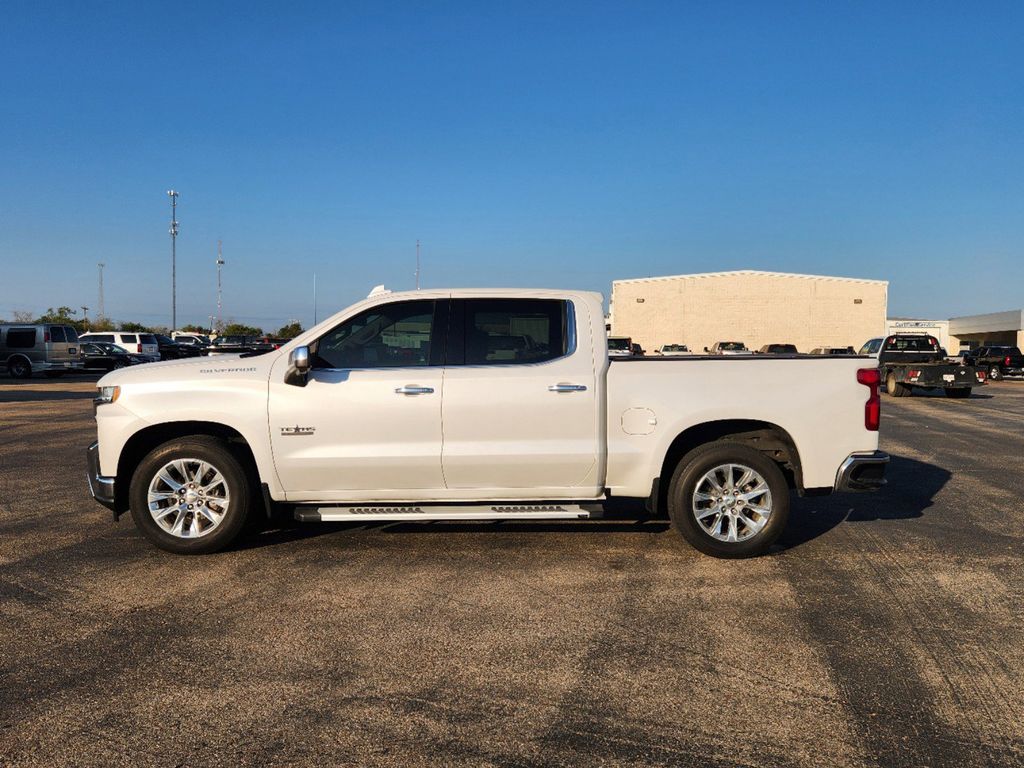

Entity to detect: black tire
[886,372,911,397]
[945,387,971,398]
[129,436,253,554]
[113,360,127,370]
[8,356,31,379]
[988,366,1002,381]
[666,442,790,559]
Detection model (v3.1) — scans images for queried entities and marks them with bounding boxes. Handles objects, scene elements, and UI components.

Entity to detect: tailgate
[912,365,977,387]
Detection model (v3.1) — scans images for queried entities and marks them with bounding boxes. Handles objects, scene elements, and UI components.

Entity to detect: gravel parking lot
[1,377,1023,767]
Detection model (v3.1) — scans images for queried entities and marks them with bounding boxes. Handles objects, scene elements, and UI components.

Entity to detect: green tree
[276,321,303,339]
[119,321,152,333]
[179,323,210,334]
[222,323,263,337]
[35,306,91,332]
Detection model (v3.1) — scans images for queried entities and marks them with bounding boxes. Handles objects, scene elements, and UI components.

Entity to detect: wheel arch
[650,419,803,516]
[115,421,262,517]
[6,353,32,377]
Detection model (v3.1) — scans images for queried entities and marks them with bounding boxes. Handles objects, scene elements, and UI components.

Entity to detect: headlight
[95,385,121,405]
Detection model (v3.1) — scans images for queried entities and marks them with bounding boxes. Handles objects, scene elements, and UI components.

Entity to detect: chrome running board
[295,503,592,523]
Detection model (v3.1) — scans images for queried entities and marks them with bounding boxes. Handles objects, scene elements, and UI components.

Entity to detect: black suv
[964,346,1024,380]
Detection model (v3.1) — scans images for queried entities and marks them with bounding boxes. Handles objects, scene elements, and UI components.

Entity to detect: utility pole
[415,239,421,290]
[81,306,89,324]
[216,239,225,330]
[97,262,105,319]
[167,190,179,331]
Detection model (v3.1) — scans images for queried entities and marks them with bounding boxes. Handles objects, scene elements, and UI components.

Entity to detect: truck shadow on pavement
[777,454,950,551]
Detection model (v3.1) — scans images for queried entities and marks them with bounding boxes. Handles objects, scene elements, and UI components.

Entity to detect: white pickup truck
[87,288,888,558]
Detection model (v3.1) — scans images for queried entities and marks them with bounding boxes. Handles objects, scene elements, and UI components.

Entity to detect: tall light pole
[81,306,89,324]
[167,190,179,331]
[97,262,105,319]
[216,239,224,330]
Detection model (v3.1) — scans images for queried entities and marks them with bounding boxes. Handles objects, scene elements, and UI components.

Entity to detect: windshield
[608,338,631,351]
[662,344,687,352]
[719,342,746,351]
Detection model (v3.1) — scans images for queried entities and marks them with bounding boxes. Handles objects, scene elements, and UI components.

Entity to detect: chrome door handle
[395,385,435,395]
[548,383,587,392]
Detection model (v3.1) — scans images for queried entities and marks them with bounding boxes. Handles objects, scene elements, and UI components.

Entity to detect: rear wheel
[666,442,790,558]
[886,372,911,397]
[988,365,1002,381]
[945,387,971,398]
[8,356,31,379]
[129,436,253,554]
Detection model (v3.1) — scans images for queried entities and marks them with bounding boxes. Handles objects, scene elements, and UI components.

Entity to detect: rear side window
[90,334,114,343]
[6,328,37,348]
[120,334,138,344]
[139,334,156,344]
[453,299,567,366]
[49,326,67,343]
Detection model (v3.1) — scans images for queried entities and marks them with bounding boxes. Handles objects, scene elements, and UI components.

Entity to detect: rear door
[440,297,601,498]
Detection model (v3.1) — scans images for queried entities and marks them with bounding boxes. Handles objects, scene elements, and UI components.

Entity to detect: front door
[269,298,447,501]
[440,297,602,498]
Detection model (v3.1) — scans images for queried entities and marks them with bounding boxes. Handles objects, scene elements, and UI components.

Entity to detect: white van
[80,332,159,361]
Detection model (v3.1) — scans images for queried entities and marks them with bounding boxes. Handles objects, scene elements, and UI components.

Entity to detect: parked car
[757,344,798,355]
[607,336,632,357]
[962,346,1024,380]
[88,287,887,559]
[153,334,201,360]
[705,341,752,355]
[860,334,985,398]
[0,323,84,378]
[809,346,856,355]
[206,335,258,356]
[79,342,145,372]
[655,344,690,356]
[630,343,645,356]
[79,331,159,361]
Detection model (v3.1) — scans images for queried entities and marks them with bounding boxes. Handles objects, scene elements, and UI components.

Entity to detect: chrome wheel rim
[692,463,772,543]
[148,458,230,539]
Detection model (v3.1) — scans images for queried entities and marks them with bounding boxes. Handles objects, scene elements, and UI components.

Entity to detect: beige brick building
[610,270,888,354]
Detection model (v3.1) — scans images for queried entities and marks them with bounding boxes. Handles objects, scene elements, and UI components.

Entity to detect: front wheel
[666,442,790,558]
[8,356,31,379]
[129,436,253,554]
[945,387,971,398]
[988,365,1002,381]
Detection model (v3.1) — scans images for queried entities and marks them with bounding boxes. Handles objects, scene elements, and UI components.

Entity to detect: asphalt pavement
[1,377,1022,767]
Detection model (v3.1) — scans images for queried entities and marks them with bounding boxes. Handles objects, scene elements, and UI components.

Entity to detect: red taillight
[44,330,51,342]
[857,368,881,431]
[137,343,142,353]
[1006,356,1012,367]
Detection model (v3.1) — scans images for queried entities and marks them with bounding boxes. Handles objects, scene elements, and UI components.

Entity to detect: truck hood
[97,351,281,388]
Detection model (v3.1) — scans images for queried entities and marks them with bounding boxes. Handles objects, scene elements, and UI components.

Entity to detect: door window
[49,326,67,343]
[313,300,438,369]
[120,334,138,344]
[451,299,568,366]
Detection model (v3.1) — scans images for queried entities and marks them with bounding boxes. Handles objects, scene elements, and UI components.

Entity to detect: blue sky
[1,1,1021,330]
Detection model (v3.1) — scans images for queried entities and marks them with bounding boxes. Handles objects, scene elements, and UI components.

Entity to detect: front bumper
[86,441,117,513]
[835,450,889,492]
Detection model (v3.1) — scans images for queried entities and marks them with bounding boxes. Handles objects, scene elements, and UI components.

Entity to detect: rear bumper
[86,441,117,513]
[835,450,889,492]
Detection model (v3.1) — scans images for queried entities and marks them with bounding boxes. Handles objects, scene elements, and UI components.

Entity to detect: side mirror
[703,347,710,353]
[285,346,310,387]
